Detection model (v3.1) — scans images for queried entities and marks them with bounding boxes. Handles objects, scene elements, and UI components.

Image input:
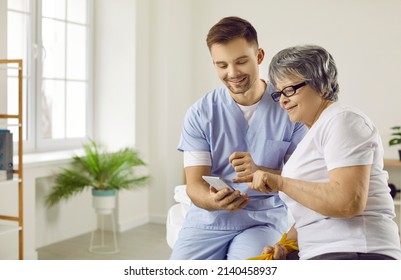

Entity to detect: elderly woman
[234,45,401,260]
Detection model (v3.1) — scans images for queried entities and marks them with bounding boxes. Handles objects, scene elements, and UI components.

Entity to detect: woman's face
[275,78,324,127]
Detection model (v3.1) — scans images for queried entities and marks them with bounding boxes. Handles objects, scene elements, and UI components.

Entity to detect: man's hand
[229,152,258,177]
[209,186,250,212]
[184,166,251,211]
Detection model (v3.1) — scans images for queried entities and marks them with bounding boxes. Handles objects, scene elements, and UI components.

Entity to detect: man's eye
[237,60,247,65]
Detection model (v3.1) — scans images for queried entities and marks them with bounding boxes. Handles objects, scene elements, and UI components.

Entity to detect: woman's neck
[308,99,334,128]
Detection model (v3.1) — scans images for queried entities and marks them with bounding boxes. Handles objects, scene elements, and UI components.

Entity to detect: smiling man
[171,16,308,260]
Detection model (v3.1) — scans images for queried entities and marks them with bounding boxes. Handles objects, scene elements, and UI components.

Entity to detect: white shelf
[0,178,19,186]
[393,193,401,206]
[0,224,21,236]
[384,160,401,237]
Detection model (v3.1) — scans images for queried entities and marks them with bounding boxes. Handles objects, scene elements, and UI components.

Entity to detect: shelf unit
[384,159,401,206]
[0,59,24,259]
[384,159,401,168]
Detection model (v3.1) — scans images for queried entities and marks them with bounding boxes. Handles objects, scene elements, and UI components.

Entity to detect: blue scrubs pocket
[256,140,291,169]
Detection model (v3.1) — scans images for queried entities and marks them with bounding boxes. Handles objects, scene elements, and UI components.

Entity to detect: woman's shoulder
[320,103,376,138]
[323,103,372,125]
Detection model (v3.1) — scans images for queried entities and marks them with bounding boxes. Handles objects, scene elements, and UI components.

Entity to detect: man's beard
[225,77,251,94]
[225,75,254,94]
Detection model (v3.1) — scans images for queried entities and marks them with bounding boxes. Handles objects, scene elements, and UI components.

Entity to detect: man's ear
[257,48,265,64]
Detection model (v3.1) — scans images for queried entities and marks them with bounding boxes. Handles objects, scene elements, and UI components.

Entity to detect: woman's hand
[262,244,287,260]
[233,170,282,193]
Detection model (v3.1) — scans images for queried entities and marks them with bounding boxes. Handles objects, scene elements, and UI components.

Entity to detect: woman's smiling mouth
[284,104,297,113]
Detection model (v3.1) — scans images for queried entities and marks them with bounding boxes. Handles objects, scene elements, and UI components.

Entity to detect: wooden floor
[37,223,172,260]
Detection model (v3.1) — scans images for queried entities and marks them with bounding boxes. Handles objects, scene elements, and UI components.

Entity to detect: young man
[170,16,307,260]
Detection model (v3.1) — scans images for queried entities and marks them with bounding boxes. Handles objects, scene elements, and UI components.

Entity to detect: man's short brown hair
[206,16,259,51]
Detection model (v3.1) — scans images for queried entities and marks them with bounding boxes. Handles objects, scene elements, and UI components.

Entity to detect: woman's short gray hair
[268,45,339,101]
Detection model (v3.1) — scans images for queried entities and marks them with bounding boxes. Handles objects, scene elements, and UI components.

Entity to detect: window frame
[4,0,93,153]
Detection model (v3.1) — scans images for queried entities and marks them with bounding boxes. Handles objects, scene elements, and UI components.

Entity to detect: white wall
[93,0,150,230]
[145,0,194,222]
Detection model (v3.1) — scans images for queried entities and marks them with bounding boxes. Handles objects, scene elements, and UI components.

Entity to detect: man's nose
[227,65,240,77]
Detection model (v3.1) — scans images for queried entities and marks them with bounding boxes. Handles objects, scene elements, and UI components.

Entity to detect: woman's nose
[279,94,289,106]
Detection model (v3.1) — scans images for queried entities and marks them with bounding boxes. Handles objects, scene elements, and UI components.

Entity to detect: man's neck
[231,79,266,106]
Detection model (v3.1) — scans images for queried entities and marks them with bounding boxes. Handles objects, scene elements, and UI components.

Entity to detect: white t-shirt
[280,102,401,260]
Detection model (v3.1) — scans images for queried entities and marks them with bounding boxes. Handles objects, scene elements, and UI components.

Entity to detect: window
[3,0,92,152]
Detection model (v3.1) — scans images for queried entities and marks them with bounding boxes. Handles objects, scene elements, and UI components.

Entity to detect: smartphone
[202,176,235,192]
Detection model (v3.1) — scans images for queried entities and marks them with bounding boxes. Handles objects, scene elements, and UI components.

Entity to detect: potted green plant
[389,126,401,161]
[46,140,150,214]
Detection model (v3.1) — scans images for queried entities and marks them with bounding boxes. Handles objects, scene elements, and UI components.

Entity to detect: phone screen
[202,176,235,192]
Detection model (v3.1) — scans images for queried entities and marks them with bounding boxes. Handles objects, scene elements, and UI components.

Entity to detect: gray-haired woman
[235,45,401,260]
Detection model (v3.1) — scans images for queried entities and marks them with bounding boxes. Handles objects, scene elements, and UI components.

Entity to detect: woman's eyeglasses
[271,81,306,102]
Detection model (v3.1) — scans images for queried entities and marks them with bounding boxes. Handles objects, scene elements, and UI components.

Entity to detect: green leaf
[46,140,150,207]
[389,138,401,146]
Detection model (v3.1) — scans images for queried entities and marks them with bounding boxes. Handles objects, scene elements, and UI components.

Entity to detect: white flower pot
[92,189,116,215]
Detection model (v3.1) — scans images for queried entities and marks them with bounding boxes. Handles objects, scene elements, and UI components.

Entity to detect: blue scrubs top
[178,83,307,231]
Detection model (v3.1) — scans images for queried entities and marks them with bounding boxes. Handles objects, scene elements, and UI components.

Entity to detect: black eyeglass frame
[271,81,307,102]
